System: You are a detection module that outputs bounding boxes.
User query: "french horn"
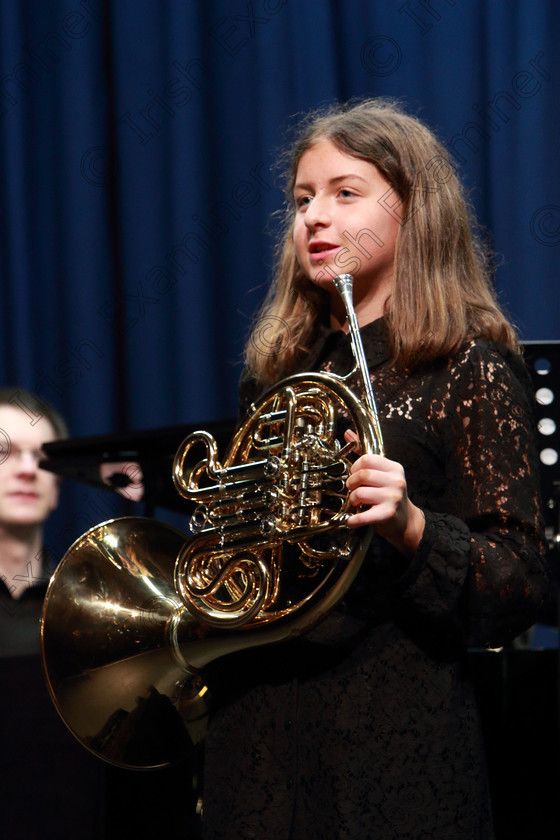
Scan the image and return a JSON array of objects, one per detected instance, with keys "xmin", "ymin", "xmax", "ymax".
[{"xmin": 40, "ymin": 274, "xmax": 384, "ymax": 769}]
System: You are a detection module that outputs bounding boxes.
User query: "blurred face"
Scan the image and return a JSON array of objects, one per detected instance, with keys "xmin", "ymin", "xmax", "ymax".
[
  {"xmin": 293, "ymin": 139, "xmax": 400, "ymax": 315},
  {"xmin": 0, "ymin": 405, "xmax": 60, "ymax": 529}
]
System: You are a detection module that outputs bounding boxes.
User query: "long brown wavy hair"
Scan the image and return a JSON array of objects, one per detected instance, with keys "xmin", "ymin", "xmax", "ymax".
[{"xmin": 245, "ymin": 98, "xmax": 518, "ymax": 385}]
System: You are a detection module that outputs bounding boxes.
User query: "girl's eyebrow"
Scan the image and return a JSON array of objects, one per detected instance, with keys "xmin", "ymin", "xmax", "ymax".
[{"xmin": 293, "ymin": 173, "xmax": 369, "ymax": 192}]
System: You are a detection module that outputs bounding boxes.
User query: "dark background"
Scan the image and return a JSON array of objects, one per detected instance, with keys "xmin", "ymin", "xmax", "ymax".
[
  {"xmin": 0, "ymin": 2, "xmax": 558, "ymax": 838},
  {"xmin": 1, "ymin": 0, "xmax": 559, "ymax": 547}
]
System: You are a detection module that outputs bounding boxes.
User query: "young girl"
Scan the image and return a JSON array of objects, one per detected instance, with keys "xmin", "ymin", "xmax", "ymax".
[{"xmin": 201, "ymin": 99, "xmax": 550, "ymax": 839}]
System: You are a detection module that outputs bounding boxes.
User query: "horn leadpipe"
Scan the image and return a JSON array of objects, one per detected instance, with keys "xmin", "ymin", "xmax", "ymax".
[{"xmin": 333, "ymin": 274, "xmax": 385, "ymax": 456}]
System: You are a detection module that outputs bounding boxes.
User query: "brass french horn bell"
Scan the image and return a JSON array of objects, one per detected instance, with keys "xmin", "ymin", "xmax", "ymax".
[{"xmin": 40, "ymin": 274, "xmax": 384, "ymax": 769}]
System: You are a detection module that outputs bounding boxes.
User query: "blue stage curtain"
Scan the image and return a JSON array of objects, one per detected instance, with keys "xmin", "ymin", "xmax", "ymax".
[{"xmin": 1, "ymin": 0, "xmax": 559, "ymax": 551}]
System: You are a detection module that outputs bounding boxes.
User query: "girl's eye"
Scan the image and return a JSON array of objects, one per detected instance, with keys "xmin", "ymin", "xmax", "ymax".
[
  {"xmin": 339, "ymin": 189, "xmax": 356, "ymax": 199},
  {"xmin": 295, "ymin": 195, "xmax": 312, "ymax": 209}
]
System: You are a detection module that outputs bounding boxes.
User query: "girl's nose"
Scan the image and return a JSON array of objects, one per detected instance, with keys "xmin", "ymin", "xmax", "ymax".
[{"xmin": 304, "ymin": 195, "xmax": 331, "ymax": 229}]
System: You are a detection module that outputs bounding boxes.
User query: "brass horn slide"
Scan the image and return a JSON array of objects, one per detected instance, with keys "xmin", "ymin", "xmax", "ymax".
[{"xmin": 40, "ymin": 274, "xmax": 384, "ymax": 770}]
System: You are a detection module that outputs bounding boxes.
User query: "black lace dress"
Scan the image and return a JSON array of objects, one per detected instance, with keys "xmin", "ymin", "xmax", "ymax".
[{"xmin": 201, "ymin": 317, "xmax": 550, "ymax": 840}]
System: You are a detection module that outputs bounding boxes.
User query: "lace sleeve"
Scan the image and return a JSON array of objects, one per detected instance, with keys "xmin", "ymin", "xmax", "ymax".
[{"xmin": 399, "ymin": 343, "xmax": 550, "ymax": 648}]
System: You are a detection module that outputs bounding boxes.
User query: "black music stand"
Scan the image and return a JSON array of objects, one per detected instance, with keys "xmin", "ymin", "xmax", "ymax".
[
  {"xmin": 523, "ymin": 340, "xmax": 560, "ymax": 628},
  {"xmin": 41, "ymin": 418, "xmax": 237, "ymax": 517}
]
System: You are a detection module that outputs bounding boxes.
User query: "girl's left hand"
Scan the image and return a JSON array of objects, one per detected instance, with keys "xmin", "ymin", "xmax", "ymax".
[{"xmin": 344, "ymin": 432, "xmax": 425, "ymax": 558}]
